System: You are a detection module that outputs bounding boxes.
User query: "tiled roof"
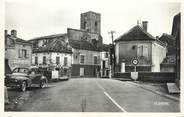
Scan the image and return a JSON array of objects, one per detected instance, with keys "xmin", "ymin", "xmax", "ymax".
[
  {"xmin": 159, "ymin": 33, "xmax": 176, "ymax": 55},
  {"xmin": 114, "ymin": 25, "xmax": 156, "ymax": 42},
  {"xmin": 101, "ymin": 44, "xmax": 110, "ymax": 51},
  {"xmin": 159, "ymin": 33, "xmax": 175, "ymax": 44},
  {"xmin": 31, "ymin": 34, "xmax": 72, "ymax": 53},
  {"xmin": 69, "ymin": 39, "xmax": 100, "ymax": 51},
  {"xmin": 33, "ymin": 39, "xmax": 72, "ymax": 53},
  {"xmin": 29, "ymin": 33, "xmax": 67, "ymax": 41},
  {"xmin": 7, "ymin": 35, "xmax": 31, "ymax": 44}
]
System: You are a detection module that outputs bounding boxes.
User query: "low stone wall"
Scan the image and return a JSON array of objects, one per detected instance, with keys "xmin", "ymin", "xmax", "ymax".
[
  {"xmin": 138, "ymin": 72, "xmax": 175, "ymax": 83},
  {"xmin": 114, "ymin": 72, "xmax": 176, "ymax": 83},
  {"xmin": 114, "ymin": 72, "xmax": 131, "ymax": 79}
]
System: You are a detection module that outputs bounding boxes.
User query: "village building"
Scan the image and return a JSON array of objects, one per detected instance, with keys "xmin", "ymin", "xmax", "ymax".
[
  {"xmin": 28, "ymin": 11, "xmax": 109, "ymax": 78},
  {"xmin": 5, "ymin": 30, "xmax": 32, "ymax": 74},
  {"xmin": 159, "ymin": 33, "xmax": 176, "ymax": 72},
  {"xmin": 67, "ymin": 11, "xmax": 103, "ymax": 77},
  {"xmin": 159, "ymin": 13, "xmax": 180, "ymax": 88},
  {"xmin": 114, "ymin": 21, "xmax": 167, "ymax": 72},
  {"xmin": 100, "ymin": 44, "xmax": 110, "ymax": 78},
  {"xmin": 172, "ymin": 13, "xmax": 180, "ymax": 88},
  {"xmin": 28, "ymin": 34, "xmax": 72, "ymax": 77}
]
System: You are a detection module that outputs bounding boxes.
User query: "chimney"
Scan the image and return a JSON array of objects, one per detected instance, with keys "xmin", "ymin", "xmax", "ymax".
[
  {"xmin": 142, "ymin": 21, "xmax": 148, "ymax": 32},
  {"xmin": 11, "ymin": 29, "xmax": 17, "ymax": 37},
  {"xmin": 137, "ymin": 19, "xmax": 142, "ymax": 26}
]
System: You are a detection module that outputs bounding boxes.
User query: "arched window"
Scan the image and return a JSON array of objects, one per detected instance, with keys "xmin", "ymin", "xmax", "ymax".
[
  {"xmin": 95, "ymin": 21, "xmax": 98, "ymax": 32},
  {"xmin": 84, "ymin": 21, "xmax": 87, "ymax": 29}
]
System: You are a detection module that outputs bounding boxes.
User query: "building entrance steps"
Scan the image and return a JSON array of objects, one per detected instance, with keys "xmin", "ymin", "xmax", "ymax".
[{"xmin": 167, "ymin": 83, "xmax": 180, "ymax": 94}]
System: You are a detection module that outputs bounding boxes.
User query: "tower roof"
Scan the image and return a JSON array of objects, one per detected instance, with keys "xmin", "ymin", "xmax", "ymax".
[{"xmin": 81, "ymin": 11, "xmax": 100, "ymax": 15}]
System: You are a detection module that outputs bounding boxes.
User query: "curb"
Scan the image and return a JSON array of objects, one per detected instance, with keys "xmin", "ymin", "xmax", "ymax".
[
  {"xmin": 126, "ymin": 81, "xmax": 180, "ymax": 102},
  {"xmin": 113, "ymin": 78, "xmax": 133, "ymax": 81}
]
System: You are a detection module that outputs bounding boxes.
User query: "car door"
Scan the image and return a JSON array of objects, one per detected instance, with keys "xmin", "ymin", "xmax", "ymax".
[{"xmin": 29, "ymin": 68, "xmax": 41, "ymax": 84}]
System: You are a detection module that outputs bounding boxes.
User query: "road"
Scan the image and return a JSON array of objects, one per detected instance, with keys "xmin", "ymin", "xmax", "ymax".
[{"xmin": 18, "ymin": 78, "xmax": 179, "ymax": 112}]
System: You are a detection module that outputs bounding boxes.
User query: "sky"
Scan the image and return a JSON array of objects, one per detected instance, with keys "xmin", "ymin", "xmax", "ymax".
[{"xmin": 5, "ymin": 0, "xmax": 180, "ymax": 44}]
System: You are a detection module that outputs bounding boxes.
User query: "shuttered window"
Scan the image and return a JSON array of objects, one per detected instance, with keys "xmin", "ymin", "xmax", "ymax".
[
  {"xmin": 18, "ymin": 49, "xmax": 22, "ymax": 58},
  {"xmin": 94, "ymin": 56, "xmax": 98, "ymax": 64},
  {"xmin": 35, "ymin": 56, "xmax": 38, "ymax": 65},
  {"xmin": 137, "ymin": 45, "xmax": 148, "ymax": 58},
  {"xmin": 64, "ymin": 57, "xmax": 67, "ymax": 66},
  {"xmin": 43, "ymin": 56, "xmax": 46, "ymax": 65},
  {"xmin": 56, "ymin": 57, "xmax": 60, "ymax": 65},
  {"xmin": 80, "ymin": 55, "xmax": 85, "ymax": 64}
]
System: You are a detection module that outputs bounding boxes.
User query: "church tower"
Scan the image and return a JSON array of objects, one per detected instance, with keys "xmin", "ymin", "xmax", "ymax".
[{"xmin": 80, "ymin": 11, "xmax": 101, "ymax": 34}]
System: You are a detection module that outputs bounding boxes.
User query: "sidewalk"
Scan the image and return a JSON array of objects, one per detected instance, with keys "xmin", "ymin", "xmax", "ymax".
[{"xmin": 126, "ymin": 81, "xmax": 180, "ymax": 101}]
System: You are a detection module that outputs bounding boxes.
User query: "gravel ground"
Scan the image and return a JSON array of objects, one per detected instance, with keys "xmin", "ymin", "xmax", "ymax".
[{"xmin": 4, "ymin": 81, "xmax": 65, "ymax": 111}]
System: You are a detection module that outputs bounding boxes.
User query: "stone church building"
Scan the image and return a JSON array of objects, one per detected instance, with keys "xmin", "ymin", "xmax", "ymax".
[
  {"xmin": 68, "ymin": 11, "xmax": 103, "ymax": 77},
  {"xmin": 29, "ymin": 11, "xmax": 108, "ymax": 78}
]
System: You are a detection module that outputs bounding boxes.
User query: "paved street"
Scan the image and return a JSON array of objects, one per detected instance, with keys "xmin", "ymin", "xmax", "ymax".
[{"xmin": 9, "ymin": 78, "xmax": 179, "ymax": 112}]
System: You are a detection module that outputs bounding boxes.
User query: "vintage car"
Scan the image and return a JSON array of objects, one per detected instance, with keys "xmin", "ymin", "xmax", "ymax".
[{"xmin": 5, "ymin": 66, "xmax": 48, "ymax": 92}]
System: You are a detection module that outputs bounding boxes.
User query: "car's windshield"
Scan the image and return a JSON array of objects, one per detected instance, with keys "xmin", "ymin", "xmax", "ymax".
[{"xmin": 13, "ymin": 68, "xmax": 29, "ymax": 74}]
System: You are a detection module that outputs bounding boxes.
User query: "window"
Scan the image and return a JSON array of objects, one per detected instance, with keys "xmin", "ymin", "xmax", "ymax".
[
  {"xmin": 18, "ymin": 49, "xmax": 28, "ymax": 58},
  {"xmin": 22, "ymin": 49, "xmax": 27, "ymax": 58},
  {"xmin": 105, "ymin": 52, "xmax": 108, "ymax": 58},
  {"xmin": 94, "ymin": 56, "xmax": 98, "ymax": 64},
  {"xmin": 95, "ymin": 21, "xmax": 98, "ymax": 32},
  {"xmin": 56, "ymin": 57, "xmax": 60, "ymax": 65},
  {"xmin": 18, "ymin": 49, "xmax": 22, "ymax": 58},
  {"xmin": 43, "ymin": 56, "xmax": 46, "ymax": 65},
  {"xmin": 84, "ymin": 21, "xmax": 87, "ymax": 29},
  {"xmin": 35, "ymin": 56, "xmax": 38, "ymax": 65},
  {"xmin": 80, "ymin": 55, "xmax": 85, "ymax": 64},
  {"xmin": 137, "ymin": 45, "xmax": 148, "ymax": 58},
  {"xmin": 64, "ymin": 57, "xmax": 67, "ymax": 66}
]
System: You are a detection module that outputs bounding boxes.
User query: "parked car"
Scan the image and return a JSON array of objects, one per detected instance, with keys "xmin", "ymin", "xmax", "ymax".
[{"xmin": 5, "ymin": 66, "xmax": 48, "ymax": 92}]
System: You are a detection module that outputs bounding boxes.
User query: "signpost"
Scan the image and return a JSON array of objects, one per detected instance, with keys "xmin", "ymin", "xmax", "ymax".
[
  {"xmin": 132, "ymin": 58, "xmax": 139, "ymax": 72},
  {"xmin": 131, "ymin": 58, "xmax": 139, "ymax": 81}
]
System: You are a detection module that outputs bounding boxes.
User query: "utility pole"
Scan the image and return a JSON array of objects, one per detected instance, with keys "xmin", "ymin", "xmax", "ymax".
[
  {"xmin": 108, "ymin": 31, "xmax": 116, "ymax": 78},
  {"xmin": 108, "ymin": 31, "xmax": 116, "ymax": 44}
]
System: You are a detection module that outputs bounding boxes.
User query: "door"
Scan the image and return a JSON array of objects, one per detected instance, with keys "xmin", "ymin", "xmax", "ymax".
[{"xmin": 80, "ymin": 68, "xmax": 84, "ymax": 77}]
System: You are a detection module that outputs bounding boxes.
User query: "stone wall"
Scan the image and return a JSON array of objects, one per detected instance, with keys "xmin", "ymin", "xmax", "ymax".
[
  {"xmin": 80, "ymin": 11, "xmax": 101, "ymax": 34},
  {"xmin": 151, "ymin": 42, "xmax": 167, "ymax": 72},
  {"xmin": 72, "ymin": 48, "xmax": 100, "ymax": 65},
  {"xmin": 6, "ymin": 43, "xmax": 32, "ymax": 70},
  {"xmin": 67, "ymin": 28, "xmax": 100, "ymax": 43},
  {"xmin": 71, "ymin": 64, "xmax": 100, "ymax": 77}
]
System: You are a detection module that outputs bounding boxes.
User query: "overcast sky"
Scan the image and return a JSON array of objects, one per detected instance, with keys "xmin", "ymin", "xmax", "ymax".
[{"xmin": 5, "ymin": 0, "xmax": 180, "ymax": 44}]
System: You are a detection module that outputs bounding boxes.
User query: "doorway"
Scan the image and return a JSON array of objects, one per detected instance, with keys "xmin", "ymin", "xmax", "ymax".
[{"xmin": 80, "ymin": 67, "xmax": 84, "ymax": 77}]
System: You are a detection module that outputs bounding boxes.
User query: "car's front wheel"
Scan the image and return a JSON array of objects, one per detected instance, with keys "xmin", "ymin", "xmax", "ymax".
[
  {"xmin": 40, "ymin": 80, "xmax": 46, "ymax": 88},
  {"xmin": 20, "ymin": 81, "xmax": 26, "ymax": 92}
]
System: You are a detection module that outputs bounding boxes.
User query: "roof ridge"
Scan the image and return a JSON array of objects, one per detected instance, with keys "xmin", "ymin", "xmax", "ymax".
[
  {"xmin": 161, "ymin": 33, "xmax": 175, "ymax": 40},
  {"xmin": 115, "ymin": 25, "xmax": 139, "ymax": 41},
  {"xmin": 29, "ymin": 33, "xmax": 67, "ymax": 41},
  {"xmin": 114, "ymin": 25, "xmax": 156, "ymax": 42},
  {"xmin": 136, "ymin": 25, "xmax": 156, "ymax": 39}
]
